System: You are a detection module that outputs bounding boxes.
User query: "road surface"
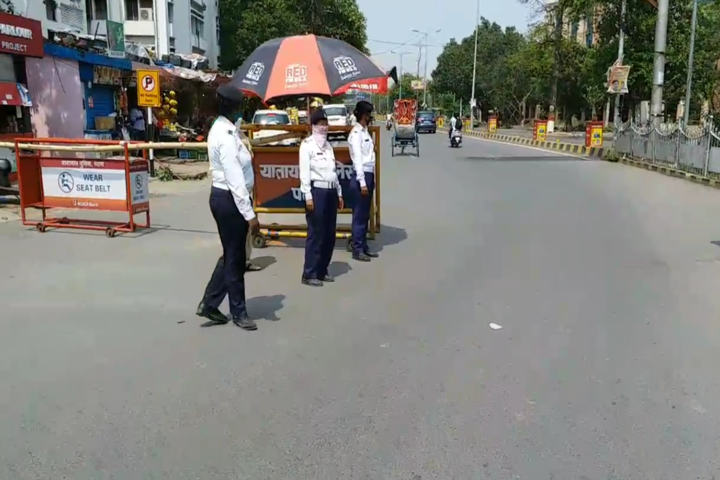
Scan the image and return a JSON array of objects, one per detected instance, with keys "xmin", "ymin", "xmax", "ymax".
[{"xmin": 1, "ymin": 132, "xmax": 720, "ymax": 479}]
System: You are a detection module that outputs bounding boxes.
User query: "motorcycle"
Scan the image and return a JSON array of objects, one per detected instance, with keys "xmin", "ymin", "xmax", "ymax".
[
  {"xmin": 450, "ymin": 129, "xmax": 462, "ymax": 148},
  {"xmin": 386, "ymin": 119, "xmax": 392, "ymax": 131}
]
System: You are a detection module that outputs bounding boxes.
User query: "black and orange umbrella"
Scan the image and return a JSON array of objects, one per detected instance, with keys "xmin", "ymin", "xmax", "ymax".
[{"xmin": 229, "ymin": 34, "xmax": 387, "ymax": 102}]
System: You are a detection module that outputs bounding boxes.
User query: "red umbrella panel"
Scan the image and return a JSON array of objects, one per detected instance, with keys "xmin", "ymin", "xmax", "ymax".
[
  {"xmin": 335, "ymin": 77, "xmax": 389, "ymax": 95},
  {"xmin": 230, "ymin": 34, "xmax": 387, "ymax": 101}
]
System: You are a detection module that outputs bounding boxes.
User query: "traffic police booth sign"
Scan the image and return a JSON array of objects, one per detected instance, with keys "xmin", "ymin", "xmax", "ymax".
[{"xmin": 137, "ymin": 69, "xmax": 161, "ymax": 107}]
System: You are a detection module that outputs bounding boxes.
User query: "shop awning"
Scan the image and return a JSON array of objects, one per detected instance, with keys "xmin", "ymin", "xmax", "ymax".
[{"xmin": 0, "ymin": 82, "xmax": 31, "ymax": 107}]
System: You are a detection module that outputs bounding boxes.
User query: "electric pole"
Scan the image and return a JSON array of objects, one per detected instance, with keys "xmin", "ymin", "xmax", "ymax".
[
  {"xmin": 613, "ymin": 0, "xmax": 626, "ymax": 125},
  {"xmin": 650, "ymin": 0, "xmax": 669, "ymax": 125},
  {"xmin": 683, "ymin": 0, "xmax": 699, "ymax": 125},
  {"xmin": 470, "ymin": 0, "xmax": 479, "ymax": 129}
]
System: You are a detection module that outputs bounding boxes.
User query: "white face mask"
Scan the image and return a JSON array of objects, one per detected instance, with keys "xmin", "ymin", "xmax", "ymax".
[{"xmin": 312, "ymin": 124, "xmax": 328, "ymax": 147}]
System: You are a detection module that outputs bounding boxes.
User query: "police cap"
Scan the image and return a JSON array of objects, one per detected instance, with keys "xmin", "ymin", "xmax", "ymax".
[
  {"xmin": 354, "ymin": 100, "xmax": 373, "ymax": 118},
  {"xmin": 216, "ymin": 84, "xmax": 245, "ymax": 105},
  {"xmin": 310, "ymin": 108, "xmax": 328, "ymax": 125}
]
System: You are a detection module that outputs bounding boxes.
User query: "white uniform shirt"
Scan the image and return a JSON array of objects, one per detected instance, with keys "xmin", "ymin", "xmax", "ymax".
[
  {"xmin": 299, "ymin": 136, "xmax": 342, "ymax": 200},
  {"xmin": 347, "ymin": 124, "xmax": 376, "ymax": 188},
  {"xmin": 450, "ymin": 116, "xmax": 457, "ymax": 130},
  {"xmin": 208, "ymin": 116, "xmax": 255, "ymax": 220}
]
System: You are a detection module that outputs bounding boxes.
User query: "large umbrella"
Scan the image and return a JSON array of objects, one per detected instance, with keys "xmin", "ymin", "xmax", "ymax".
[{"xmin": 229, "ymin": 34, "xmax": 386, "ymax": 101}]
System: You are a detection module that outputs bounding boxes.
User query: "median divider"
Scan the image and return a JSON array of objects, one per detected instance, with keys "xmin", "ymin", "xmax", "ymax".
[{"xmin": 439, "ymin": 128, "xmax": 607, "ymax": 159}]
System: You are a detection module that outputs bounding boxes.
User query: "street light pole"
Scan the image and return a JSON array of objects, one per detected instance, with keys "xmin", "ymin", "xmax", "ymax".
[
  {"xmin": 683, "ymin": 0, "xmax": 699, "ymax": 125},
  {"xmin": 392, "ymin": 50, "xmax": 411, "ymax": 100},
  {"xmin": 469, "ymin": 0, "xmax": 479, "ymax": 129},
  {"xmin": 412, "ymin": 28, "xmax": 441, "ymax": 108}
]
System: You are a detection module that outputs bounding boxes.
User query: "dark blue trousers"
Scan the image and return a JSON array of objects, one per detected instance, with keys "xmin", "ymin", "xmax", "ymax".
[
  {"xmin": 201, "ymin": 187, "xmax": 249, "ymax": 317},
  {"xmin": 350, "ymin": 172, "xmax": 374, "ymax": 255},
  {"xmin": 303, "ymin": 186, "xmax": 338, "ymax": 279}
]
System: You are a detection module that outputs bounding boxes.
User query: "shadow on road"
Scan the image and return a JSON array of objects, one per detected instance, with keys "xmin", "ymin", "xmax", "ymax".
[
  {"xmin": 247, "ymin": 294, "xmax": 286, "ymax": 321},
  {"xmin": 328, "ymin": 261, "xmax": 352, "ymax": 278},
  {"xmin": 250, "ymin": 255, "xmax": 277, "ymax": 270}
]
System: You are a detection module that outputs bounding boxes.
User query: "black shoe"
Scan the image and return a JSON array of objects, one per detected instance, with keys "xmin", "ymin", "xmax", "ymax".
[
  {"xmin": 353, "ymin": 253, "xmax": 371, "ymax": 262},
  {"xmin": 302, "ymin": 277, "xmax": 323, "ymax": 287},
  {"xmin": 321, "ymin": 275, "xmax": 335, "ymax": 282},
  {"xmin": 364, "ymin": 250, "xmax": 379, "ymax": 258},
  {"xmin": 232, "ymin": 314, "xmax": 258, "ymax": 331},
  {"xmin": 196, "ymin": 302, "xmax": 229, "ymax": 324}
]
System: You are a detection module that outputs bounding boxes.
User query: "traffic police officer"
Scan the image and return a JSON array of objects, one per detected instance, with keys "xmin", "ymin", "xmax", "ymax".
[
  {"xmin": 300, "ymin": 108, "xmax": 344, "ymax": 286},
  {"xmin": 348, "ymin": 100, "xmax": 378, "ymax": 262},
  {"xmin": 196, "ymin": 84, "xmax": 258, "ymax": 330}
]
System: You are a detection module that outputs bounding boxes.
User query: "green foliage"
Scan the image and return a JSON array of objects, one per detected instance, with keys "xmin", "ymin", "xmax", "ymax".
[
  {"xmin": 0, "ymin": 0, "xmax": 15, "ymax": 13},
  {"xmin": 219, "ymin": 0, "xmax": 368, "ymax": 71},
  {"xmin": 431, "ymin": 0, "xmax": 720, "ymax": 124}
]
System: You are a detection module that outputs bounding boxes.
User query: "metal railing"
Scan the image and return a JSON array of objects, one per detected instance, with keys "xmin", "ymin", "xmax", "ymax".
[{"xmin": 614, "ymin": 119, "xmax": 720, "ymax": 178}]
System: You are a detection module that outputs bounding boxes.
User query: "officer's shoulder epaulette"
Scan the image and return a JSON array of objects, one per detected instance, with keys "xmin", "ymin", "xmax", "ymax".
[
  {"xmin": 302, "ymin": 136, "xmax": 313, "ymax": 143},
  {"xmin": 227, "ymin": 129, "xmax": 235, "ymax": 135}
]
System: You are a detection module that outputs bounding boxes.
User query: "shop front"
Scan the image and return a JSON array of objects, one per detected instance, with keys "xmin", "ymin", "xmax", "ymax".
[
  {"xmin": 80, "ymin": 63, "xmax": 124, "ymax": 140},
  {"xmin": 0, "ymin": 12, "xmax": 43, "ymax": 181},
  {"xmin": 40, "ymin": 43, "xmax": 133, "ymax": 142}
]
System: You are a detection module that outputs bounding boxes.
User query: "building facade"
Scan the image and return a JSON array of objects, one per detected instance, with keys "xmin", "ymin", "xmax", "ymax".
[
  {"xmin": 544, "ymin": 0, "xmax": 600, "ymax": 48},
  {"xmin": 12, "ymin": 0, "xmax": 220, "ymax": 67}
]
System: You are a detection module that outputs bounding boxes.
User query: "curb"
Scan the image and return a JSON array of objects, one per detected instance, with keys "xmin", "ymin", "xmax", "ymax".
[
  {"xmin": 439, "ymin": 128, "xmax": 607, "ymax": 159},
  {"xmin": 616, "ymin": 157, "xmax": 720, "ymax": 188}
]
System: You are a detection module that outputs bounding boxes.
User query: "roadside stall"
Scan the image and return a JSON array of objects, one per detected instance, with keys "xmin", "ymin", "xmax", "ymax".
[{"xmin": 82, "ymin": 64, "xmax": 124, "ymax": 140}]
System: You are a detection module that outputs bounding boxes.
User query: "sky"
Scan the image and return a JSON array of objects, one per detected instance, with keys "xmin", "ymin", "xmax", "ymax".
[{"xmin": 359, "ymin": 0, "xmax": 535, "ymax": 78}]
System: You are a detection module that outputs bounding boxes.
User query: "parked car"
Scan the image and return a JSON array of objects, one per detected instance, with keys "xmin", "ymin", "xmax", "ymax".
[
  {"xmin": 251, "ymin": 109, "xmax": 296, "ymax": 146},
  {"xmin": 322, "ymin": 104, "xmax": 349, "ymax": 126},
  {"xmin": 322, "ymin": 104, "xmax": 350, "ymax": 141},
  {"xmin": 415, "ymin": 110, "xmax": 437, "ymax": 134}
]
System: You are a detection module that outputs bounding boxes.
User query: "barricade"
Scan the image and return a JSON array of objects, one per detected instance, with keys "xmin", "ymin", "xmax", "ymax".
[
  {"xmin": 244, "ymin": 124, "xmax": 381, "ymax": 249},
  {"xmin": 15, "ymin": 138, "xmax": 150, "ymax": 237}
]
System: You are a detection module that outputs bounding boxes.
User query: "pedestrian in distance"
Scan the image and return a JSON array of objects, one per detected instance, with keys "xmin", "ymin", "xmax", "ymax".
[
  {"xmin": 300, "ymin": 108, "xmax": 345, "ymax": 286},
  {"xmin": 196, "ymin": 84, "xmax": 259, "ymax": 331},
  {"xmin": 348, "ymin": 100, "xmax": 379, "ymax": 262}
]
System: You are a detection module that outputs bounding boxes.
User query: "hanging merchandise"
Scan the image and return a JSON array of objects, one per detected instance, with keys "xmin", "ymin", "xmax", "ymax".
[{"xmin": 158, "ymin": 89, "xmax": 179, "ymax": 132}]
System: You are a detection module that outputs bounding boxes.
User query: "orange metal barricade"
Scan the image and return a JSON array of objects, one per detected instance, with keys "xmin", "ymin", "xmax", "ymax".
[{"xmin": 16, "ymin": 138, "xmax": 151, "ymax": 237}]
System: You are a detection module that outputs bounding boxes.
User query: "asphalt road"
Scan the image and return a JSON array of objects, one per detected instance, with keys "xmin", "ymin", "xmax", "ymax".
[{"xmin": 1, "ymin": 132, "xmax": 720, "ymax": 479}]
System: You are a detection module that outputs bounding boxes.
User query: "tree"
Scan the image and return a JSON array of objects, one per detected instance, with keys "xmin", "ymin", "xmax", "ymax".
[
  {"xmin": 0, "ymin": 0, "xmax": 15, "ymax": 13},
  {"xmin": 218, "ymin": 0, "xmax": 368, "ymax": 71}
]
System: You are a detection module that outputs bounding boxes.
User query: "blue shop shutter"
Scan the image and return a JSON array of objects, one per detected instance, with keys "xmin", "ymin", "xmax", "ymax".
[{"xmin": 84, "ymin": 84, "xmax": 115, "ymax": 130}]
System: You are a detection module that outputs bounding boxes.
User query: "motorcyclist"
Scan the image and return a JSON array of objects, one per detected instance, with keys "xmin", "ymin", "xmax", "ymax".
[{"xmin": 449, "ymin": 113, "xmax": 457, "ymax": 139}]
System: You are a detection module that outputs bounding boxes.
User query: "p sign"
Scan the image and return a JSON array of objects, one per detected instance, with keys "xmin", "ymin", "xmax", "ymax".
[{"xmin": 137, "ymin": 69, "xmax": 161, "ymax": 107}]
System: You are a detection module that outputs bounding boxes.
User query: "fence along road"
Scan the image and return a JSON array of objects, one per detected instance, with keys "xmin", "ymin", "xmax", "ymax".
[
  {"xmin": 2, "ymin": 132, "xmax": 720, "ymax": 478},
  {"xmin": 615, "ymin": 120, "xmax": 720, "ymax": 178}
]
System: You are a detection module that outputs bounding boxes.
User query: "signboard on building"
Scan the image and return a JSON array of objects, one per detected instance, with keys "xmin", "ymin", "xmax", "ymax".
[
  {"xmin": 93, "ymin": 65, "xmax": 122, "ymax": 85},
  {"xmin": 0, "ymin": 12, "xmax": 43, "ymax": 57},
  {"xmin": 411, "ymin": 80, "xmax": 425, "ymax": 91},
  {"xmin": 106, "ymin": 20, "xmax": 125, "ymax": 59}
]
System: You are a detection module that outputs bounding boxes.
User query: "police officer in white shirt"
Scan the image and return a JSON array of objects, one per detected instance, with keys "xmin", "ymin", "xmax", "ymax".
[
  {"xmin": 196, "ymin": 84, "xmax": 259, "ymax": 331},
  {"xmin": 300, "ymin": 108, "xmax": 345, "ymax": 286},
  {"xmin": 348, "ymin": 101, "xmax": 379, "ymax": 262}
]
